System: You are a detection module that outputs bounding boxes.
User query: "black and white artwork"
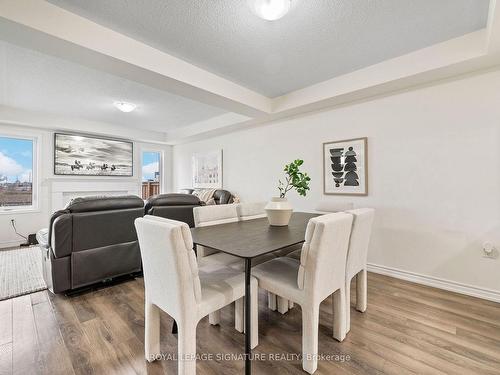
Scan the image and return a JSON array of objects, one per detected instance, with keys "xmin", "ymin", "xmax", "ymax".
[
  {"xmin": 54, "ymin": 133, "xmax": 133, "ymax": 176},
  {"xmin": 323, "ymin": 137, "xmax": 367, "ymax": 195}
]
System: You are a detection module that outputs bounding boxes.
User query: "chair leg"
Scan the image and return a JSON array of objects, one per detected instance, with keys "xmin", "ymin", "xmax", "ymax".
[
  {"xmin": 268, "ymin": 292, "xmax": 277, "ymax": 311},
  {"xmin": 345, "ymin": 278, "xmax": 352, "ymax": 333},
  {"xmin": 250, "ymin": 281, "xmax": 259, "ymax": 349},
  {"xmin": 277, "ymin": 296, "xmax": 289, "ymax": 314},
  {"xmin": 302, "ymin": 304, "xmax": 319, "ymax": 374},
  {"xmin": 333, "ymin": 287, "xmax": 347, "ymax": 342},
  {"xmin": 235, "ymin": 298, "xmax": 244, "ymax": 333},
  {"xmin": 209, "ymin": 310, "xmax": 221, "ymax": 326},
  {"xmin": 356, "ymin": 268, "xmax": 367, "ymax": 312},
  {"xmin": 145, "ymin": 301, "xmax": 161, "ymax": 362},
  {"xmin": 178, "ymin": 319, "xmax": 197, "ymax": 375}
]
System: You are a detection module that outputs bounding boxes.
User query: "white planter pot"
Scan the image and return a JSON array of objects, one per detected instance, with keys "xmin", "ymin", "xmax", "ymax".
[{"xmin": 265, "ymin": 197, "xmax": 293, "ymax": 226}]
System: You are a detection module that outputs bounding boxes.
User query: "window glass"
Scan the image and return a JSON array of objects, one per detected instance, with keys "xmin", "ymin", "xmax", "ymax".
[
  {"xmin": 142, "ymin": 151, "xmax": 161, "ymax": 199},
  {"xmin": 0, "ymin": 136, "xmax": 34, "ymax": 208}
]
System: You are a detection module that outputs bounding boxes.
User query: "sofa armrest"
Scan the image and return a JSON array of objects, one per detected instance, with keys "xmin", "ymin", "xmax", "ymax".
[{"xmin": 213, "ymin": 190, "xmax": 233, "ymax": 205}]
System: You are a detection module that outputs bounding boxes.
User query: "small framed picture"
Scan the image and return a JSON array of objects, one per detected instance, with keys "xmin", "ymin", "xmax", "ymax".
[
  {"xmin": 323, "ymin": 137, "xmax": 368, "ymax": 196},
  {"xmin": 192, "ymin": 150, "xmax": 223, "ymax": 188}
]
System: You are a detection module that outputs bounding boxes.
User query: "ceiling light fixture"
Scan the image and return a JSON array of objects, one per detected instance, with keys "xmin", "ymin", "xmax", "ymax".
[
  {"xmin": 251, "ymin": 0, "xmax": 291, "ymax": 21},
  {"xmin": 113, "ymin": 101, "xmax": 137, "ymax": 113}
]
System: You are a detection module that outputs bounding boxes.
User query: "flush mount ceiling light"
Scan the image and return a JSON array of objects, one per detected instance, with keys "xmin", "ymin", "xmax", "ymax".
[
  {"xmin": 113, "ymin": 101, "xmax": 137, "ymax": 113},
  {"xmin": 251, "ymin": 0, "xmax": 291, "ymax": 21}
]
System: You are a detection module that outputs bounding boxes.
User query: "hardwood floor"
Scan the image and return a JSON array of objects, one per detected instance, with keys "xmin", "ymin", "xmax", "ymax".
[{"xmin": 1, "ymin": 272, "xmax": 499, "ymax": 375}]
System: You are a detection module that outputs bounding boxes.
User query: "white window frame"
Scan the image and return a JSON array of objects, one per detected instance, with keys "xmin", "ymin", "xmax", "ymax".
[
  {"xmin": 0, "ymin": 132, "xmax": 40, "ymax": 214},
  {"xmin": 140, "ymin": 148, "xmax": 165, "ymax": 196}
]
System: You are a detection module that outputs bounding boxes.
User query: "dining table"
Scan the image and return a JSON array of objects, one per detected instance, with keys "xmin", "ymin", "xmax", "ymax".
[{"xmin": 190, "ymin": 211, "xmax": 319, "ymax": 375}]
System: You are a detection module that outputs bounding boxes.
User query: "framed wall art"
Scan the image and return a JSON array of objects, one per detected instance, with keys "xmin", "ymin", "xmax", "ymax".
[
  {"xmin": 54, "ymin": 133, "xmax": 133, "ymax": 176},
  {"xmin": 192, "ymin": 149, "xmax": 223, "ymax": 188},
  {"xmin": 323, "ymin": 137, "xmax": 367, "ymax": 195}
]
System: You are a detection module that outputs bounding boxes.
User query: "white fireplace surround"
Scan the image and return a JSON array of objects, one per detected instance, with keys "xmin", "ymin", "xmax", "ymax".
[{"xmin": 50, "ymin": 179, "xmax": 141, "ymax": 212}]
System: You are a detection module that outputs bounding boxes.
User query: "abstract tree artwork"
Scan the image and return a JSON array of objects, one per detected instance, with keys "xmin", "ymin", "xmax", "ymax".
[{"xmin": 323, "ymin": 138, "xmax": 367, "ymax": 195}]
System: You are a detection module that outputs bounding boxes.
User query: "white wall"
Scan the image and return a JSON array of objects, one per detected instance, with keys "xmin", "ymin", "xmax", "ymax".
[
  {"xmin": 0, "ymin": 122, "xmax": 172, "ymax": 248},
  {"xmin": 173, "ymin": 68, "xmax": 500, "ymax": 295}
]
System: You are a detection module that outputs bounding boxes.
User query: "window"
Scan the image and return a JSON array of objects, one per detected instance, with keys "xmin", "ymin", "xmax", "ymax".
[
  {"xmin": 141, "ymin": 151, "xmax": 162, "ymax": 199},
  {"xmin": 0, "ymin": 136, "xmax": 36, "ymax": 210}
]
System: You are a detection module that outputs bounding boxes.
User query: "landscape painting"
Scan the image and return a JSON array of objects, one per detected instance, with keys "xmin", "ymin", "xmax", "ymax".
[
  {"xmin": 323, "ymin": 137, "xmax": 367, "ymax": 195},
  {"xmin": 54, "ymin": 133, "xmax": 133, "ymax": 176}
]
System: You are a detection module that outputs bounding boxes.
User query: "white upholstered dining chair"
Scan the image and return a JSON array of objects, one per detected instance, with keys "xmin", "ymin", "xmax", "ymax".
[
  {"xmin": 193, "ymin": 203, "xmax": 272, "ymax": 328},
  {"xmin": 236, "ymin": 201, "xmax": 267, "ymax": 220},
  {"xmin": 135, "ymin": 215, "xmax": 258, "ymax": 375},
  {"xmin": 252, "ymin": 213, "xmax": 353, "ymax": 374},
  {"xmin": 315, "ymin": 200, "xmax": 354, "ymax": 213},
  {"xmin": 343, "ymin": 208, "xmax": 375, "ymax": 332},
  {"xmin": 193, "ymin": 204, "xmax": 241, "ymax": 262},
  {"xmin": 237, "ymin": 201, "xmax": 300, "ymax": 313}
]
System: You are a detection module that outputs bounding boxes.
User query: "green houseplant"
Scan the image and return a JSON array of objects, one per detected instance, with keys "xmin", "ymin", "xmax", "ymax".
[
  {"xmin": 277, "ymin": 159, "xmax": 311, "ymax": 198},
  {"xmin": 266, "ymin": 159, "xmax": 311, "ymax": 226}
]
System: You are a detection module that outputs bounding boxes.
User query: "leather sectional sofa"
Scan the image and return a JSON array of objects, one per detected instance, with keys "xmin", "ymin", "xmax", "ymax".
[
  {"xmin": 37, "ymin": 191, "xmax": 231, "ymax": 294},
  {"xmin": 37, "ymin": 196, "xmax": 145, "ymax": 294}
]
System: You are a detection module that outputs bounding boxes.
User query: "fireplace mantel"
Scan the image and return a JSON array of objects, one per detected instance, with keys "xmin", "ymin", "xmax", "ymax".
[{"xmin": 49, "ymin": 179, "xmax": 140, "ymax": 212}]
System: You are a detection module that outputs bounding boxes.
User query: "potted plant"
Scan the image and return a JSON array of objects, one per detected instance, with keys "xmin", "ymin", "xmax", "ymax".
[{"xmin": 266, "ymin": 159, "xmax": 311, "ymax": 226}]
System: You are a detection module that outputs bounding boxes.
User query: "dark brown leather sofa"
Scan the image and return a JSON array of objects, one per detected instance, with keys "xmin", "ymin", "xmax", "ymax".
[
  {"xmin": 144, "ymin": 193, "xmax": 205, "ymax": 227},
  {"xmin": 37, "ymin": 195, "xmax": 144, "ymax": 294}
]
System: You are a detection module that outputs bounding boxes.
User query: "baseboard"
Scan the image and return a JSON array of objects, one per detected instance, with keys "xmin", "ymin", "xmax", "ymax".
[
  {"xmin": 367, "ymin": 263, "xmax": 500, "ymax": 304},
  {"xmin": 0, "ymin": 240, "xmax": 23, "ymax": 250}
]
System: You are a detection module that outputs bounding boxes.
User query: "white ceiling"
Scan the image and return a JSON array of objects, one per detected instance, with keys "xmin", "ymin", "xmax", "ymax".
[
  {"xmin": 0, "ymin": 40, "xmax": 227, "ymax": 132},
  {"xmin": 48, "ymin": 0, "xmax": 490, "ymax": 97}
]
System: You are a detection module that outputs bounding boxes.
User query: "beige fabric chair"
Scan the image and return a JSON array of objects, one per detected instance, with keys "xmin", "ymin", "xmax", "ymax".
[
  {"xmin": 252, "ymin": 213, "xmax": 353, "ymax": 374},
  {"xmin": 236, "ymin": 201, "xmax": 285, "ymax": 312},
  {"xmin": 230, "ymin": 201, "xmax": 275, "ymax": 269},
  {"xmin": 193, "ymin": 205, "xmax": 242, "ymax": 326},
  {"xmin": 316, "ymin": 201, "xmax": 354, "ymax": 213},
  {"xmin": 344, "ymin": 208, "xmax": 375, "ymax": 332},
  {"xmin": 135, "ymin": 215, "xmax": 258, "ymax": 375},
  {"xmin": 193, "ymin": 204, "xmax": 241, "ymax": 261},
  {"xmin": 236, "ymin": 201, "xmax": 267, "ymax": 221},
  {"xmin": 286, "ymin": 201, "xmax": 353, "ymax": 261},
  {"xmin": 193, "ymin": 203, "xmax": 271, "ymax": 328}
]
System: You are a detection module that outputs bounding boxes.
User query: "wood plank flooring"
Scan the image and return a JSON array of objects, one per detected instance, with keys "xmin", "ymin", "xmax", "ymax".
[{"xmin": 1, "ymin": 272, "xmax": 499, "ymax": 375}]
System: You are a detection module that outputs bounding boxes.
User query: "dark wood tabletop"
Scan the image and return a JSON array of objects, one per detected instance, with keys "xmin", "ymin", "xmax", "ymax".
[{"xmin": 190, "ymin": 212, "xmax": 319, "ymax": 259}]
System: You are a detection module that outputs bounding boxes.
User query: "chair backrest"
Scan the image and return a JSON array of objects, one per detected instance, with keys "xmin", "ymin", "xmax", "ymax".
[
  {"xmin": 345, "ymin": 208, "xmax": 375, "ymax": 280},
  {"xmin": 315, "ymin": 201, "xmax": 354, "ymax": 213},
  {"xmin": 193, "ymin": 204, "xmax": 239, "ymax": 257},
  {"xmin": 193, "ymin": 204, "xmax": 239, "ymax": 227},
  {"xmin": 297, "ymin": 213, "xmax": 353, "ymax": 300},
  {"xmin": 134, "ymin": 216, "xmax": 201, "ymax": 318},
  {"xmin": 237, "ymin": 202, "xmax": 267, "ymax": 221}
]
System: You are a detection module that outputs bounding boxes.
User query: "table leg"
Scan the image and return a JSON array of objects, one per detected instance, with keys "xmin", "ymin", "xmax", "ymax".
[{"xmin": 245, "ymin": 258, "xmax": 252, "ymax": 375}]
